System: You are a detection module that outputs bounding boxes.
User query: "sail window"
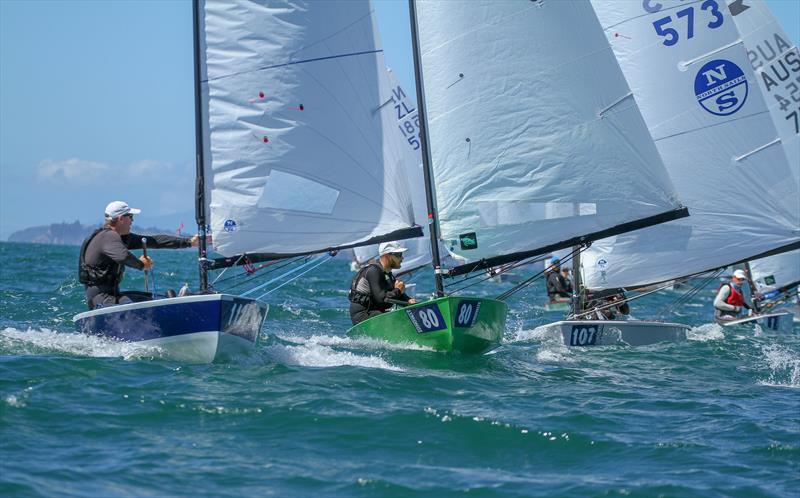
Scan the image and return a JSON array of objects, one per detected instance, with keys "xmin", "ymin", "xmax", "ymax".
[
  {"xmin": 258, "ymin": 169, "xmax": 339, "ymax": 214},
  {"xmin": 477, "ymin": 201, "xmax": 597, "ymax": 226}
]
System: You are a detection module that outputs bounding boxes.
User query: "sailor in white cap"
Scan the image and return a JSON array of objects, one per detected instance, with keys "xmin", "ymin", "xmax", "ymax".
[
  {"xmin": 713, "ymin": 269, "xmax": 754, "ymax": 323},
  {"xmin": 78, "ymin": 201, "xmax": 201, "ymax": 310},
  {"xmin": 348, "ymin": 241, "xmax": 417, "ymax": 324}
]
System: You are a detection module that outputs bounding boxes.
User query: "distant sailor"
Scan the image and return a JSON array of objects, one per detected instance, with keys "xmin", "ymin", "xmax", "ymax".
[
  {"xmin": 79, "ymin": 201, "xmax": 199, "ymax": 310},
  {"xmin": 348, "ymin": 241, "xmax": 417, "ymax": 325},
  {"xmin": 546, "ymin": 256, "xmax": 571, "ymax": 303},
  {"xmin": 713, "ymin": 269, "xmax": 753, "ymax": 323}
]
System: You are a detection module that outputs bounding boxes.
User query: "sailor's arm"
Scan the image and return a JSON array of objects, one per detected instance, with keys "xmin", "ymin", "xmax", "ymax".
[{"xmin": 713, "ymin": 286, "xmax": 737, "ymax": 312}]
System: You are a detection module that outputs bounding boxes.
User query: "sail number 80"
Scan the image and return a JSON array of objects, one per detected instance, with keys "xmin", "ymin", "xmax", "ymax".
[
  {"xmin": 569, "ymin": 325, "xmax": 599, "ymax": 346},
  {"xmin": 407, "ymin": 304, "xmax": 447, "ymax": 334}
]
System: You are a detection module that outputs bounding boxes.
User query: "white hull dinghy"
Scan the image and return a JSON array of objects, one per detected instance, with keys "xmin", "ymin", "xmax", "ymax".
[
  {"xmin": 720, "ymin": 311, "xmax": 795, "ymax": 334},
  {"xmin": 73, "ymin": 294, "xmax": 268, "ymax": 363},
  {"xmin": 548, "ymin": 319, "xmax": 690, "ymax": 347}
]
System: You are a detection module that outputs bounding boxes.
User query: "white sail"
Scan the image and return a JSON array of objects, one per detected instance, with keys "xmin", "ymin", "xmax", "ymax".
[
  {"xmin": 728, "ymin": 0, "xmax": 799, "ymax": 182},
  {"xmin": 353, "ymin": 70, "xmax": 431, "ymax": 272},
  {"xmin": 198, "ymin": 0, "xmax": 421, "ymax": 258},
  {"xmin": 414, "ymin": 0, "xmax": 684, "ymax": 267},
  {"xmin": 749, "ymin": 250, "xmax": 800, "ymax": 293},
  {"xmin": 584, "ymin": 0, "xmax": 800, "ymax": 290}
]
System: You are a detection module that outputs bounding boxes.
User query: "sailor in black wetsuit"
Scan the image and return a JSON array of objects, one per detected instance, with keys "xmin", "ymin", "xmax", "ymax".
[
  {"xmin": 79, "ymin": 201, "xmax": 198, "ymax": 310},
  {"xmin": 348, "ymin": 241, "xmax": 418, "ymax": 325}
]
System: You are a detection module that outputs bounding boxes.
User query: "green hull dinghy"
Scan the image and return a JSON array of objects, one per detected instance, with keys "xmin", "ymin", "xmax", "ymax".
[{"xmin": 347, "ymin": 296, "xmax": 507, "ymax": 354}]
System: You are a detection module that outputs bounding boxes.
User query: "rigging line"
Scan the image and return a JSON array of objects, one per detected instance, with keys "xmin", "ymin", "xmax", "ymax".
[
  {"xmin": 210, "ymin": 254, "xmax": 245, "ymax": 287},
  {"xmin": 571, "ymin": 279, "xmax": 678, "ymax": 320},
  {"xmin": 655, "ymin": 269, "xmax": 724, "ymax": 320},
  {"xmin": 239, "ymin": 256, "xmax": 324, "ymax": 297},
  {"xmin": 215, "ymin": 256, "xmax": 306, "ymax": 292},
  {"xmin": 203, "ymin": 49, "xmax": 384, "ymax": 84},
  {"xmin": 494, "ymin": 251, "xmax": 581, "ymax": 301},
  {"xmin": 733, "ymin": 138, "xmax": 781, "ymax": 162},
  {"xmin": 254, "ymin": 254, "xmax": 334, "ymax": 300},
  {"xmin": 444, "ymin": 253, "xmax": 551, "ymax": 292}
]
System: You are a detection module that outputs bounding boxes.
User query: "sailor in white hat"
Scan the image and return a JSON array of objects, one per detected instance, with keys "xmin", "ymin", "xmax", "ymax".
[
  {"xmin": 78, "ymin": 201, "xmax": 200, "ymax": 310},
  {"xmin": 713, "ymin": 269, "xmax": 754, "ymax": 323},
  {"xmin": 348, "ymin": 241, "xmax": 417, "ymax": 324}
]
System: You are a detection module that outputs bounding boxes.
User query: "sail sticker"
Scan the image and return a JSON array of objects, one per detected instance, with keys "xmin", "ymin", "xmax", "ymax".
[
  {"xmin": 459, "ymin": 232, "xmax": 478, "ymax": 250},
  {"xmin": 406, "ymin": 304, "xmax": 447, "ymax": 334},
  {"xmin": 223, "ymin": 219, "xmax": 238, "ymax": 232},
  {"xmin": 455, "ymin": 300, "xmax": 481, "ymax": 328},
  {"xmin": 569, "ymin": 324, "xmax": 601, "ymax": 347},
  {"xmin": 764, "ymin": 275, "xmax": 776, "ymax": 286},
  {"xmin": 694, "ymin": 59, "xmax": 748, "ymax": 116},
  {"xmin": 596, "ymin": 258, "xmax": 608, "ymax": 284},
  {"xmin": 248, "ymin": 91, "xmax": 266, "ymax": 103}
]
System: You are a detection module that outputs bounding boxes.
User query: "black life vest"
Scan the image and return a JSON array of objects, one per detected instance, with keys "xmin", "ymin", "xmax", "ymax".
[
  {"xmin": 349, "ymin": 263, "xmax": 393, "ymax": 309},
  {"xmin": 78, "ymin": 228, "xmax": 123, "ymax": 288}
]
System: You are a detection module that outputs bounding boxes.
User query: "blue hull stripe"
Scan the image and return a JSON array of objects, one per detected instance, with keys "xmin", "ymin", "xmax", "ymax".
[{"xmin": 74, "ymin": 297, "xmax": 267, "ymax": 343}]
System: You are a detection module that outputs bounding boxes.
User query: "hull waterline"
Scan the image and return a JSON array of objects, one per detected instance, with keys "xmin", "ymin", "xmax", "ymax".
[
  {"xmin": 347, "ymin": 296, "xmax": 507, "ymax": 353},
  {"xmin": 73, "ymin": 294, "xmax": 268, "ymax": 363}
]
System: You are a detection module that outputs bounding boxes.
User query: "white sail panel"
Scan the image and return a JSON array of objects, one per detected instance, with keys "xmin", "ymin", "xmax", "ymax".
[
  {"xmin": 584, "ymin": 0, "xmax": 799, "ymax": 289},
  {"xmin": 414, "ymin": 0, "xmax": 683, "ymax": 262},
  {"xmin": 729, "ymin": 0, "xmax": 800, "ymax": 185},
  {"xmin": 353, "ymin": 69, "xmax": 431, "ymax": 272},
  {"xmin": 199, "ymin": 0, "xmax": 419, "ymax": 257},
  {"xmin": 749, "ymin": 250, "xmax": 800, "ymax": 293}
]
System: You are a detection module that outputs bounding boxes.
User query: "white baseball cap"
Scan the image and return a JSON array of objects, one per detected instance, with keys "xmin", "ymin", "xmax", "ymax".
[
  {"xmin": 733, "ymin": 269, "xmax": 747, "ymax": 280},
  {"xmin": 105, "ymin": 201, "xmax": 141, "ymax": 219},
  {"xmin": 378, "ymin": 241, "xmax": 409, "ymax": 256}
]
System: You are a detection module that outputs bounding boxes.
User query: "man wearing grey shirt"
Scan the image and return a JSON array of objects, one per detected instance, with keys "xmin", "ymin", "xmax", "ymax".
[{"xmin": 78, "ymin": 201, "xmax": 199, "ymax": 310}]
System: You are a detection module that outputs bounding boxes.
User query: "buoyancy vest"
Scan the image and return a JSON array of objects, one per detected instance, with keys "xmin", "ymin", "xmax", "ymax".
[
  {"xmin": 348, "ymin": 263, "xmax": 393, "ymax": 309},
  {"xmin": 725, "ymin": 283, "xmax": 745, "ymax": 307},
  {"xmin": 78, "ymin": 228, "xmax": 123, "ymax": 288}
]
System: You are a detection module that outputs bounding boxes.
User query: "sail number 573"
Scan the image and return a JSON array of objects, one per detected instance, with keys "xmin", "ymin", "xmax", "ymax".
[{"xmin": 646, "ymin": 0, "xmax": 724, "ymax": 47}]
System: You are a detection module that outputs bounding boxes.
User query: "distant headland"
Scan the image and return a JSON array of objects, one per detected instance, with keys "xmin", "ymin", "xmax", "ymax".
[{"xmin": 7, "ymin": 221, "xmax": 179, "ymax": 246}]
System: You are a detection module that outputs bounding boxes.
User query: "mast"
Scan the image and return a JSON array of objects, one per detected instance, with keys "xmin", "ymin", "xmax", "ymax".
[
  {"xmin": 408, "ymin": 0, "xmax": 444, "ymax": 297},
  {"xmin": 571, "ymin": 245, "xmax": 583, "ymax": 317},
  {"xmin": 192, "ymin": 0, "xmax": 209, "ymax": 292},
  {"xmin": 743, "ymin": 261, "xmax": 760, "ymax": 312}
]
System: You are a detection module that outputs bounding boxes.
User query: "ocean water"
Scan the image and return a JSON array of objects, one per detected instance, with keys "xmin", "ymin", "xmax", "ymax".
[{"xmin": 1, "ymin": 241, "xmax": 798, "ymax": 497}]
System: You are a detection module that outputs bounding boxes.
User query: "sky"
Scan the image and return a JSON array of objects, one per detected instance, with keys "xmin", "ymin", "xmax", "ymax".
[{"xmin": 1, "ymin": 0, "xmax": 798, "ymax": 240}]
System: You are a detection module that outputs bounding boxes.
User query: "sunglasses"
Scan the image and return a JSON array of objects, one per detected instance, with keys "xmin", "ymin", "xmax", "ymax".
[
  {"xmin": 391, "ymin": 252, "xmax": 404, "ymax": 258},
  {"xmin": 123, "ymin": 213, "xmax": 134, "ymax": 220}
]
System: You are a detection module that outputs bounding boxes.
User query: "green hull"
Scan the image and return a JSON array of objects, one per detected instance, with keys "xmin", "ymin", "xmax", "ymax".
[{"xmin": 347, "ymin": 296, "xmax": 508, "ymax": 353}]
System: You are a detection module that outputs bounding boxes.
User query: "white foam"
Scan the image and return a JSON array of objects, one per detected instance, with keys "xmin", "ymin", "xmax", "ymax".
[
  {"xmin": 686, "ymin": 323, "xmax": 725, "ymax": 342},
  {"xmin": 263, "ymin": 342, "xmax": 403, "ymax": 371},
  {"xmin": 277, "ymin": 332, "xmax": 435, "ymax": 352},
  {"xmin": 0, "ymin": 327, "xmax": 164, "ymax": 360},
  {"xmin": 757, "ymin": 344, "xmax": 800, "ymax": 388}
]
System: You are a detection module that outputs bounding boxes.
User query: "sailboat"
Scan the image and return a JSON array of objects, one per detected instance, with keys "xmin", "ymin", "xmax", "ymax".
[
  {"xmin": 722, "ymin": 250, "xmax": 800, "ymax": 332},
  {"xmin": 556, "ymin": 0, "xmax": 800, "ymax": 345},
  {"xmin": 347, "ymin": 0, "xmax": 689, "ymax": 352},
  {"xmin": 74, "ymin": 0, "xmax": 425, "ymax": 362}
]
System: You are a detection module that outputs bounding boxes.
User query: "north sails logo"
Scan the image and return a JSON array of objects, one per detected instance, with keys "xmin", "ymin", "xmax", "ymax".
[
  {"xmin": 694, "ymin": 59, "xmax": 748, "ymax": 116},
  {"xmin": 223, "ymin": 219, "xmax": 237, "ymax": 232}
]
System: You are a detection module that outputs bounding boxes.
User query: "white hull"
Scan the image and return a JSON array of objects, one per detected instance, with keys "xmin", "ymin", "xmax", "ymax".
[
  {"xmin": 73, "ymin": 294, "xmax": 269, "ymax": 363},
  {"xmin": 720, "ymin": 311, "xmax": 795, "ymax": 334},
  {"xmin": 548, "ymin": 319, "xmax": 690, "ymax": 347}
]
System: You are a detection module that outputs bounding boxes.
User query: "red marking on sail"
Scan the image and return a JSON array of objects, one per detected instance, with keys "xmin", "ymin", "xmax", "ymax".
[
  {"xmin": 252, "ymin": 133, "xmax": 269, "ymax": 143},
  {"xmin": 289, "ymin": 104, "xmax": 304, "ymax": 111},
  {"xmin": 248, "ymin": 91, "xmax": 267, "ymax": 103}
]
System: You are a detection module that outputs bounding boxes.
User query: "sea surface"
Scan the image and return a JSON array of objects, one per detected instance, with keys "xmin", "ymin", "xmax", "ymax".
[{"xmin": 1, "ymin": 241, "xmax": 798, "ymax": 497}]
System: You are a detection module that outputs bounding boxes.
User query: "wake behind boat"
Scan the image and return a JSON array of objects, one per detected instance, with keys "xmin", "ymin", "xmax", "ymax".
[{"xmin": 74, "ymin": 294, "xmax": 268, "ymax": 363}]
